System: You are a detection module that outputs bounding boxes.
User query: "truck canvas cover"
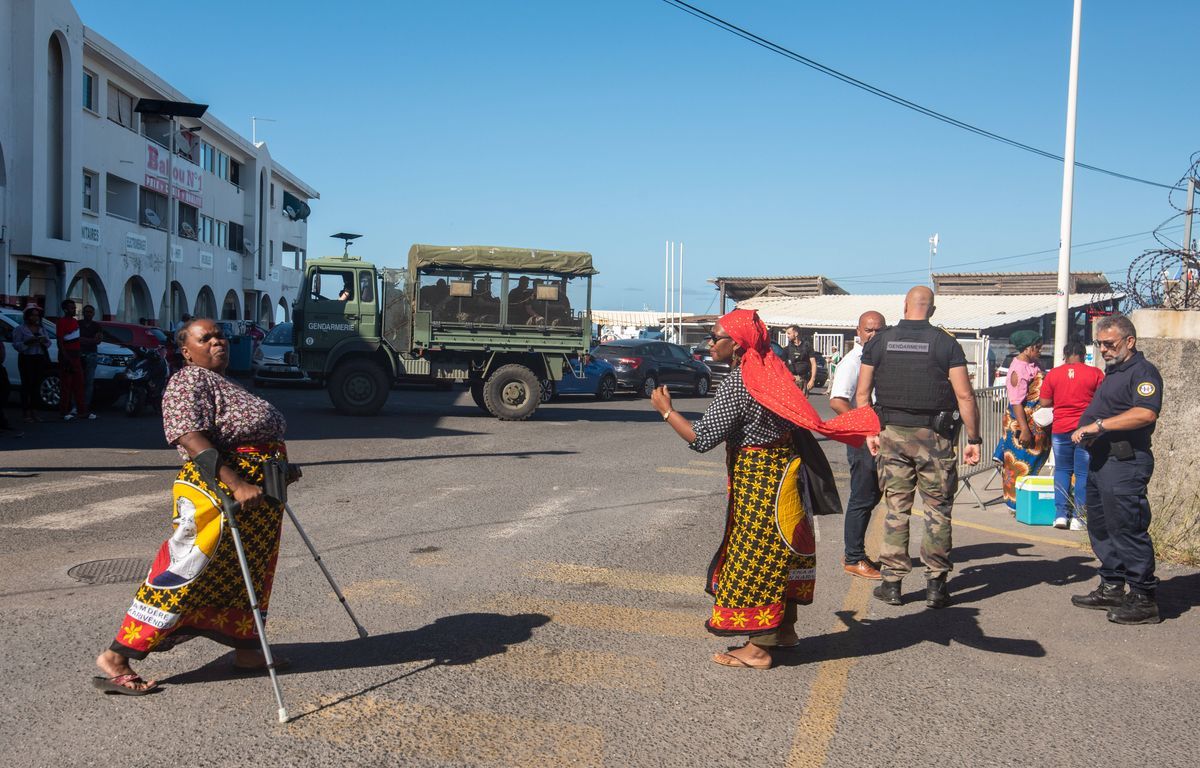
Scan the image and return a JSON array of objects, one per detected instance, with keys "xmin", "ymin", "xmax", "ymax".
[{"xmin": 408, "ymin": 244, "xmax": 597, "ymax": 277}]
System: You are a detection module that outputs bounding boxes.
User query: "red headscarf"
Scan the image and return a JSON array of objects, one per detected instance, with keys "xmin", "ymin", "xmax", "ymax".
[{"xmin": 719, "ymin": 309, "xmax": 879, "ymax": 446}]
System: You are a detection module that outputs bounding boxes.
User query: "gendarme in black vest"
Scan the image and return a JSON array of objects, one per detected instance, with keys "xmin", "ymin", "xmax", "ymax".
[{"xmin": 862, "ymin": 319, "xmax": 964, "ymax": 423}]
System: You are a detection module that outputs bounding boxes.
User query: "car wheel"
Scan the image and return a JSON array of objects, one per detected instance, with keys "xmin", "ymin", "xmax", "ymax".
[
  {"xmin": 483, "ymin": 364, "xmax": 540, "ymax": 421},
  {"xmin": 640, "ymin": 374, "xmax": 658, "ymax": 398},
  {"xmin": 595, "ymin": 375, "xmax": 616, "ymax": 401},
  {"xmin": 328, "ymin": 359, "xmax": 390, "ymax": 415},
  {"xmin": 38, "ymin": 373, "xmax": 61, "ymax": 410},
  {"xmin": 539, "ymin": 378, "xmax": 556, "ymax": 404},
  {"xmin": 694, "ymin": 376, "xmax": 710, "ymax": 397}
]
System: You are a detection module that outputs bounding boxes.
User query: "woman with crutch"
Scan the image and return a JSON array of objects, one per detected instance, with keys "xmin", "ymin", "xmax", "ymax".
[{"xmin": 94, "ymin": 318, "xmax": 293, "ymax": 694}]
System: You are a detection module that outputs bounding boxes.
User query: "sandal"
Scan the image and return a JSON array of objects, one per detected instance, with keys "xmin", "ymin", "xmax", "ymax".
[
  {"xmin": 712, "ymin": 651, "xmax": 772, "ymax": 670},
  {"xmin": 92, "ymin": 673, "xmax": 159, "ymax": 696}
]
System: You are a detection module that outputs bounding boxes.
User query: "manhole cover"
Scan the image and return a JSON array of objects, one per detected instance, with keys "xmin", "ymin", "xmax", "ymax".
[{"xmin": 67, "ymin": 558, "xmax": 153, "ymax": 585}]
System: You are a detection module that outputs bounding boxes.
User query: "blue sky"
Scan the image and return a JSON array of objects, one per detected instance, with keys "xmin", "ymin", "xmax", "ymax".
[{"xmin": 75, "ymin": 0, "xmax": 1200, "ymax": 313}]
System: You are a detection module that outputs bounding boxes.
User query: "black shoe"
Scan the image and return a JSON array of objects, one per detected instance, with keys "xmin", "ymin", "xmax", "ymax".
[
  {"xmin": 1107, "ymin": 593, "xmax": 1161, "ymax": 625},
  {"xmin": 873, "ymin": 580, "xmax": 902, "ymax": 606},
  {"xmin": 1071, "ymin": 582, "xmax": 1126, "ymax": 610},
  {"xmin": 926, "ymin": 576, "xmax": 950, "ymax": 609}
]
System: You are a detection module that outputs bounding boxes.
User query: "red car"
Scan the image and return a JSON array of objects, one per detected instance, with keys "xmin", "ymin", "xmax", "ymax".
[{"xmin": 98, "ymin": 321, "xmax": 182, "ymax": 370}]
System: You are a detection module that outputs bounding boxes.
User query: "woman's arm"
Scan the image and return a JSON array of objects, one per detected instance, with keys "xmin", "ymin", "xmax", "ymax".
[{"xmin": 175, "ymin": 431, "xmax": 264, "ymax": 508}]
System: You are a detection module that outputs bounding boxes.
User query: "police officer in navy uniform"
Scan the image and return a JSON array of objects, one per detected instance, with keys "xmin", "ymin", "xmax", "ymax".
[
  {"xmin": 1070, "ymin": 314, "xmax": 1163, "ymax": 624},
  {"xmin": 857, "ymin": 286, "xmax": 981, "ymax": 609}
]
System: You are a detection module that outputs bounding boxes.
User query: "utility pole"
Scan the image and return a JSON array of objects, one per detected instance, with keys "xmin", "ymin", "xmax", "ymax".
[{"xmin": 1053, "ymin": 0, "xmax": 1083, "ymax": 367}]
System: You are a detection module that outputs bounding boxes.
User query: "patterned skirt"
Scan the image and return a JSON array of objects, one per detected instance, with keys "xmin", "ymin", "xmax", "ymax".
[
  {"xmin": 705, "ymin": 445, "xmax": 815, "ymax": 638},
  {"xmin": 993, "ymin": 403, "xmax": 1050, "ymax": 511},
  {"xmin": 110, "ymin": 445, "xmax": 286, "ymax": 660}
]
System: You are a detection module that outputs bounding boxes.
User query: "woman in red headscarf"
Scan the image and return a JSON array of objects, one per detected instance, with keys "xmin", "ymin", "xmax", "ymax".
[{"xmin": 651, "ymin": 309, "xmax": 878, "ymax": 669}]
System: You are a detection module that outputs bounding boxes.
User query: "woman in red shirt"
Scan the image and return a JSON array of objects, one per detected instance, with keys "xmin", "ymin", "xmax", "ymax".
[{"xmin": 1038, "ymin": 341, "xmax": 1105, "ymax": 529}]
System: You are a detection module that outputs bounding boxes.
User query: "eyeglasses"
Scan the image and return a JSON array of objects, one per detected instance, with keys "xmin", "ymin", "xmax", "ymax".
[
  {"xmin": 707, "ymin": 332, "xmax": 732, "ymax": 343},
  {"xmin": 1097, "ymin": 336, "xmax": 1131, "ymax": 350}
]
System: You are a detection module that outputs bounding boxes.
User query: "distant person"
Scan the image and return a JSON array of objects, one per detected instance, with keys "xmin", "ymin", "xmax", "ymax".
[
  {"xmin": 55, "ymin": 300, "xmax": 94, "ymax": 421},
  {"xmin": 172, "ymin": 313, "xmax": 192, "ymax": 333},
  {"xmin": 857, "ymin": 286, "xmax": 981, "ymax": 609},
  {"xmin": 784, "ymin": 325, "xmax": 817, "ymax": 395},
  {"xmin": 12, "ymin": 306, "xmax": 51, "ymax": 423},
  {"xmin": 829, "ymin": 310, "xmax": 886, "ymax": 580},
  {"xmin": 0, "ymin": 336, "xmax": 21, "ymax": 437},
  {"xmin": 1038, "ymin": 341, "xmax": 1104, "ymax": 530},
  {"xmin": 993, "ymin": 331, "xmax": 1049, "ymax": 511},
  {"xmin": 1070, "ymin": 315, "xmax": 1163, "ymax": 625},
  {"xmin": 79, "ymin": 304, "xmax": 104, "ymax": 412}
]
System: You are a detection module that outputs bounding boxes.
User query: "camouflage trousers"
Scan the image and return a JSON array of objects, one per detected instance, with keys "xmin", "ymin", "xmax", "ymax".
[{"xmin": 876, "ymin": 425, "xmax": 958, "ymax": 581}]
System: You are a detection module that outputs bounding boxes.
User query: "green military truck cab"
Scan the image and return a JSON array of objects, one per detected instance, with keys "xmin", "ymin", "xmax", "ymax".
[{"xmin": 293, "ymin": 244, "xmax": 595, "ymax": 420}]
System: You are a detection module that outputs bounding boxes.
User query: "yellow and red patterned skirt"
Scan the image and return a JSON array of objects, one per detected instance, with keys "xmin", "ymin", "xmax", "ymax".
[
  {"xmin": 705, "ymin": 445, "xmax": 815, "ymax": 638},
  {"xmin": 109, "ymin": 444, "xmax": 286, "ymax": 660}
]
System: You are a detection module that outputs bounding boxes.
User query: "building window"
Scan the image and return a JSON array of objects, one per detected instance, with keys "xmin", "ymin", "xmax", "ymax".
[
  {"xmin": 229, "ymin": 221, "xmax": 245, "ymax": 252},
  {"xmin": 139, "ymin": 187, "xmax": 168, "ymax": 230},
  {"xmin": 200, "ymin": 142, "xmax": 215, "ymax": 173},
  {"xmin": 269, "ymin": 183, "xmax": 276, "ymax": 208},
  {"xmin": 106, "ymin": 174, "xmax": 137, "ymax": 221},
  {"xmin": 178, "ymin": 202, "xmax": 199, "ymax": 240},
  {"xmin": 199, "ymin": 214, "xmax": 215, "ymax": 244},
  {"xmin": 229, "ymin": 159, "xmax": 242, "ymax": 187},
  {"xmin": 83, "ymin": 170, "xmax": 99, "ymax": 214},
  {"xmin": 82, "ymin": 69, "xmax": 98, "ymax": 112},
  {"xmin": 141, "ymin": 113, "xmax": 171, "ymax": 148},
  {"xmin": 106, "ymin": 83, "xmax": 135, "ymax": 131},
  {"xmin": 216, "ymin": 220, "xmax": 228, "ymax": 250},
  {"xmin": 217, "ymin": 151, "xmax": 229, "ymax": 180}
]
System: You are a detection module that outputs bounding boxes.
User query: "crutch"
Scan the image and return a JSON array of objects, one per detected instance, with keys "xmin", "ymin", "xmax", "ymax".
[
  {"xmin": 194, "ymin": 451, "xmax": 289, "ymax": 723},
  {"xmin": 283, "ymin": 502, "xmax": 368, "ymax": 639}
]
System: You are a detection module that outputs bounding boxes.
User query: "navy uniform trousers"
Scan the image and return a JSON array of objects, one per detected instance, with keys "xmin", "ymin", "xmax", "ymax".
[{"xmin": 1085, "ymin": 448, "xmax": 1157, "ymax": 596}]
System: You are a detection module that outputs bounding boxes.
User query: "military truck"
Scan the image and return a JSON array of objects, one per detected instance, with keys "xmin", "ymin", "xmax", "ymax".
[{"xmin": 292, "ymin": 244, "xmax": 595, "ymax": 420}]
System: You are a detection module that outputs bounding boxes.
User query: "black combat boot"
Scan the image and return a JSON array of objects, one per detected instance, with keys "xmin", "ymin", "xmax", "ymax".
[
  {"xmin": 1070, "ymin": 582, "xmax": 1126, "ymax": 610},
  {"xmin": 873, "ymin": 580, "xmax": 902, "ymax": 606},
  {"xmin": 1106, "ymin": 592, "xmax": 1161, "ymax": 625},
  {"xmin": 926, "ymin": 576, "xmax": 950, "ymax": 609}
]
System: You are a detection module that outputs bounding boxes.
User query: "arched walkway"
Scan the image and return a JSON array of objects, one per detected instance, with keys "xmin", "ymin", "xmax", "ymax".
[
  {"xmin": 221, "ymin": 289, "xmax": 240, "ymax": 320},
  {"xmin": 116, "ymin": 276, "xmax": 153, "ymax": 324},
  {"xmin": 194, "ymin": 285, "xmax": 217, "ymax": 319},
  {"xmin": 259, "ymin": 294, "xmax": 272, "ymax": 326},
  {"xmin": 276, "ymin": 298, "xmax": 289, "ymax": 324},
  {"xmin": 66, "ymin": 269, "xmax": 110, "ymax": 316}
]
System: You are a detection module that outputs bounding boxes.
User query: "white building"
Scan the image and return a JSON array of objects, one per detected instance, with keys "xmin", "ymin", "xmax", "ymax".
[{"xmin": 0, "ymin": 0, "xmax": 318, "ymax": 326}]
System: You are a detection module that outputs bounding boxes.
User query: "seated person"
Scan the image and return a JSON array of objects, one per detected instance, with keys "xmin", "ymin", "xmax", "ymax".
[
  {"xmin": 471, "ymin": 278, "xmax": 500, "ymax": 323},
  {"xmin": 508, "ymin": 276, "xmax": 542, "ymax": 325}
]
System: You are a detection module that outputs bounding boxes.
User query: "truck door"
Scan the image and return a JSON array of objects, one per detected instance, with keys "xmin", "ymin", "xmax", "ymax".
[{"xmin": 302, "ymin": 265, "xmax": 361, "ymax": 352}]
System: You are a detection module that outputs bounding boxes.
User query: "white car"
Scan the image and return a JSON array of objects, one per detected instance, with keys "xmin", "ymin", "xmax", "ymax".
[
  {"xmin": 1, "ymin": 311, "xmax": 134, "ymax": 409},
  {"xmin": 251, "ymin": 322, "xmax": 310, "ymax": 386}
]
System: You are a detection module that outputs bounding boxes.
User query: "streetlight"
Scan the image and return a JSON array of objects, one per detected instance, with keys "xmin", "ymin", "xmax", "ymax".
[{"xmin": 135, "ymin": 98, "xmax": 208, "ymax": 327}]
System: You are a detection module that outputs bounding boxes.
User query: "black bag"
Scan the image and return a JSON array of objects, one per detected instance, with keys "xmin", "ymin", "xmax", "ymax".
[{"xmin": 792, "ymin": 429, "xmax": 844, "ymax": 516}]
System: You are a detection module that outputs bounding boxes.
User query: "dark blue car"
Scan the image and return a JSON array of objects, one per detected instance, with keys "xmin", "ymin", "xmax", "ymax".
[{"xmin": 540, "ymin": 355, "xmax": 619, "ymax": 402}]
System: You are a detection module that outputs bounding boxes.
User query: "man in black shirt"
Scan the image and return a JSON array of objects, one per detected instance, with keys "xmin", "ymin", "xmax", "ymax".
[
  {"xmin": 856, "ymin": 286, "xmax": 980, "ymax": 609},
  {"xmin": 1069, "ymin": 314, "xmax": 1164, "ymax": 624},
  {"xmin": 784, "ymin": 325, "xmax": 817, "ymax": 395},
  {"xmin": 78, "ymin": 304, "xmax": 104, "ymax": 412}
]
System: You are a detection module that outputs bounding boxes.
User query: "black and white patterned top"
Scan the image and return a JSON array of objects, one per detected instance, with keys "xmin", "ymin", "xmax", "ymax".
[{"xmin": 689, "ymin": 368, "xmax": 793, "ymax": 453}]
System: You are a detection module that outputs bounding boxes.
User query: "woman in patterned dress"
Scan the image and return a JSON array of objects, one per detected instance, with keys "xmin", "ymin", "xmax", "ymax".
[
  {"xmin": 93, "ymin": 318, "xmax": 291, "ymax": 695},
  {"xmin": 651, "ymin": 309, "xmax": 877, "ymax": 670},
  {"xmin": 993, "ymin": 330, "xmax": 1051, "ymax": 511}
]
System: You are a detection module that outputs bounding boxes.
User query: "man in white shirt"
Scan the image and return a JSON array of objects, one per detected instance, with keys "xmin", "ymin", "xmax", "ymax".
[{"xmin": 830, "ymin": 310, "xmax": 887, "ymax": 579}]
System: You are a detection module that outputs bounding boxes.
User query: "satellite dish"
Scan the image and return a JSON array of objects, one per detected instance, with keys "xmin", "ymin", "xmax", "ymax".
[
  {"xmin": 143, "ymin": 208, "xmax": 162, "ymax": 227},
  {"xmin": 243, "ymin": 238, "xmax": 255, "ymax": 253},
  {"xmin": 283, "ymin": 205, "xmax": 297, "ymax": 220}
]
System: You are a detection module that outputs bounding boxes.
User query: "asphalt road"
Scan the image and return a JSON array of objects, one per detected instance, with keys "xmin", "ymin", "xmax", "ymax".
[{"xmin": 0, "ymin": 383, "xmax": 1196, "ymax": 767}]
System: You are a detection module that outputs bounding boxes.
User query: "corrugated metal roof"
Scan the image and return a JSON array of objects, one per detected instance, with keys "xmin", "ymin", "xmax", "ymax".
[
  {"xmin": 932, "ymin": 271, "xmax": 1107, "ymax": 277},
  {"xmin": 592, "ymin": 310, "xmax": 695, "ymax": 327},
  {"xmin": 738, "ymin": 293, "xmax": 1121, "ymax": 333}
]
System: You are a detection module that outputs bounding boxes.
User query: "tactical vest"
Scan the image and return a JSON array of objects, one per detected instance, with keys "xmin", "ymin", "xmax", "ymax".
[{"xmin": 871, "ymin": 323, "xmax": 956, "ymax": 413}]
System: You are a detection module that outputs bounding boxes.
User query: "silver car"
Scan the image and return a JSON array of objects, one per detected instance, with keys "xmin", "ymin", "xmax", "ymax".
[
  {"xmin": 251, "ymin": 322, "xmax": 309, "ymax": 386},
  {"xmin": 1, "ymin": 311, "xmax": 133, "ymax": 408}
]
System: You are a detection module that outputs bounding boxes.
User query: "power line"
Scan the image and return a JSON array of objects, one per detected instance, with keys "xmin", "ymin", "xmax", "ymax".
[{"xmin": 660, "ymin": 0, "xmax": 1180, "ymax": 191}]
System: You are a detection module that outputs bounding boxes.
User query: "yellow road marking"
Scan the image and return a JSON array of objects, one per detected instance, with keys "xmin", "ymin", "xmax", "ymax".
[
  {"xmin": 472, "ymin": 643, "xmax": 663, "ymax": 691},
  {"xmin": 293, "ymin": 696, "xmax": 604, "ymax": 768},
  {"xmin": 656, "ymin": 466, "xmax": 724, "ymax": 477},
  {"xmin": 410, "ymin": 551, "xmax": 452, "ymax": 567},
  {"xmin": 341, "ymin": 579, "xmax": 424, "ymax": 606},
  {"xmin": 949, "ymin": 517, "xmax": 1091, "ymax": 551},
  {"xmin": 526, "ymin": 561, "xmax": 697, "ymax": 595},
  {"xmin": 688, "ymin": 460, "xmax": 725, "ymax": 467},
  {"xmin": 482, "ymin": 594, "xmax": 705, "ymax": 638}
]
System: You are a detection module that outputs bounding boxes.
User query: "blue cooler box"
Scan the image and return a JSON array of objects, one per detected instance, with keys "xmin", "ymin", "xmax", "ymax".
[{"xmin": 1015, "ymin": 475, "xmax": 1056, "ymax": 525}]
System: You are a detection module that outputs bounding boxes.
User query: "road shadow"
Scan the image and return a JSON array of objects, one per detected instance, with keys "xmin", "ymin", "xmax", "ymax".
[
  {"xmin": 539, "ymin": 401, "xmax": 706, "ymax": 424},
  {"xmin": 775, "ymin": 604, "xmax": 1046, "ymax": 668},
  {"xmin": 159, "ymin": 611, "xmax": 551, "ymax": 715},
  {"xmin": 1158, "ymin": 571, "xmax": 1200, "ymax": 620}
]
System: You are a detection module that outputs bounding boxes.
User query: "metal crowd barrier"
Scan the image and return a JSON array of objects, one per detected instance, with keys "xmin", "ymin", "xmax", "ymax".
[{"xmin": 956, "ymin": 385, "xmax": 1006, "ymax": 509}]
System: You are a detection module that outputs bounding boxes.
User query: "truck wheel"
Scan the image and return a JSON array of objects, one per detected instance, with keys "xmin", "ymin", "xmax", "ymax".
[
  {"xmin": 470, "ymin": 382, "xmax": 491, "ymax": 414},
  {"xmin": 483, "ymin": 364, "xmax": 540, "ymax": 421},
  {"xmin": 329, "ymin": 359, "xmax": 390, "ymax": 415}
]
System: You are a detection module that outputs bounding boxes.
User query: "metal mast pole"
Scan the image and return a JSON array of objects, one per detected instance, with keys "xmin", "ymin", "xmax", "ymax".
[
  {"xmin": 664, "ymin": 241, "xmax": 669, "ymax": 333},
  {"xmin": 1053, "ymin": 0, "xmax": 1083, "ymax": 367},
  {"xmin": 167, "ymin": 117, "xmax": 176, "ymax": 325},
  {"xmin": 678, "ymin": 242, "xmax": 684, "ymax": 341}
]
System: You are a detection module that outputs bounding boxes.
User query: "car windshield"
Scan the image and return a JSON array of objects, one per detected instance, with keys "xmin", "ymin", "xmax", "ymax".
[
  {"xmin": 264, "ymin": 323, "xmax": 292, "ymax": 345},
  {"xmin": 148, "ymin": 328, "xmax": 168, "ymax": 344}
]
